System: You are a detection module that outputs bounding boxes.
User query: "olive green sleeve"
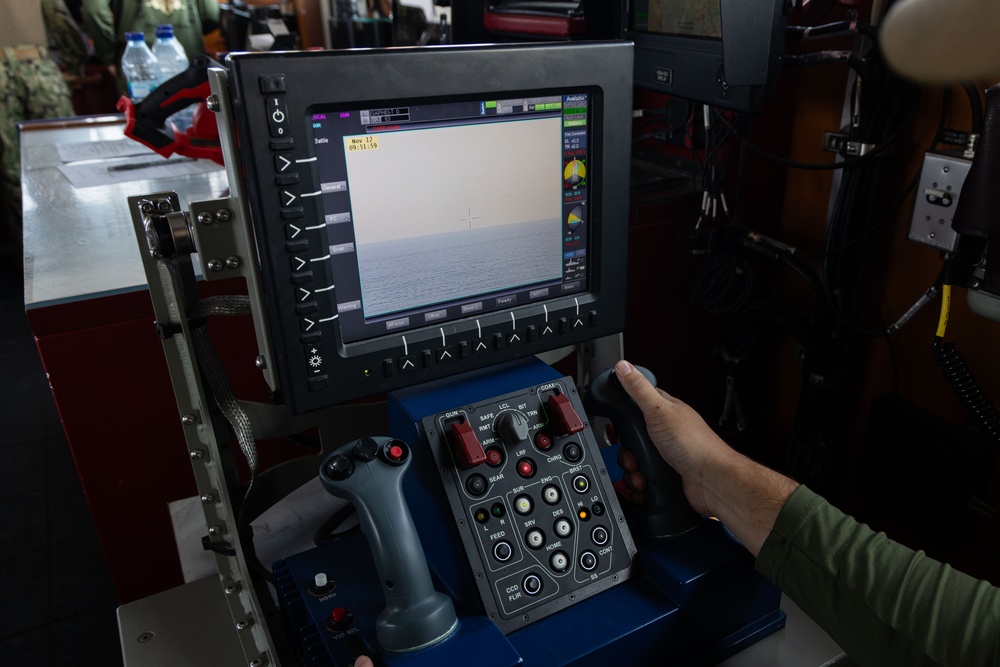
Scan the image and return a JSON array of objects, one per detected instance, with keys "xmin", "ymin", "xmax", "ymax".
[
  {"xmin": 199, "ymin": 0, "xmax": 220, "ymax": 35},
  {"xmin": 81, "ymin": 0, "xmax": 117, "ymax": 65},
  {"xmin": 755, "ymin": 485, "xmax": 1000, "ymax": 667}
]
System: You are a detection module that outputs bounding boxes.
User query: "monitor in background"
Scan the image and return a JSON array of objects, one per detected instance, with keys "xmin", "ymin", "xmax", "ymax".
[
  {"xmin": 221, "ymin": 42, "xmax": 633, "ymax": 414},
  {"xmin": 630, "ymin": 0, "xmax": 790, "ymax": 113}
]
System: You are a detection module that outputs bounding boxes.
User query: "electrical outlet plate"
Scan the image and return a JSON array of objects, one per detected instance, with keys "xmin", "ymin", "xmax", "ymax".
[{"xmin": 908, "ymin": 151, "xmax": 972, "ymax": 251}]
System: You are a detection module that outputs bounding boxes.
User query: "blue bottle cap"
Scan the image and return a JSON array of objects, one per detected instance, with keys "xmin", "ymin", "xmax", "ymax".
[
  {"xmin": 125, "ymin": 32, "xmax": 145, "ymax": 41},
  {"xmin": 155, "ymin": 24, "xmax": 174, "ymax": 39}
]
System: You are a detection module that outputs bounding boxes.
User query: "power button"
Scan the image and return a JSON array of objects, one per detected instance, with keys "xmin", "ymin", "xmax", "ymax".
[{"xmin": 266, "ymin": 96, "xmax": 289, "ymax": 138}]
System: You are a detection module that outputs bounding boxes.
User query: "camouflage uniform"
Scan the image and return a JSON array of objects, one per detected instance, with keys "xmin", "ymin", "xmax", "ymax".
[
  {"xmin": 43, "ymin": 0, "xmax": 90, "ymax": 76},
  {"xmin": 0, "ymin": 38, "xmax": 75, "ymax": 243}
]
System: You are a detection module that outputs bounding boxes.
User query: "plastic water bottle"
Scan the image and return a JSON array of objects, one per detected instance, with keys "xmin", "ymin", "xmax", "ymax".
[
  {"xmin": 120, "ymin": 32, "xmax": 161, "ymax": 102},
  {"xmin": 151, "ymin": 24, "xmax": 194, "ymax": 129}
]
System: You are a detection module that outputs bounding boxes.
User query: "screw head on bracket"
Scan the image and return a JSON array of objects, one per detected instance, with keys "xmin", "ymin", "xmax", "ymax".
[
  {"xmin": 197, "ymin": 211, "xmax": 214, "ymax": 225},
  {"xmin": 216, "ymin": 208, "xmax": 233, "ymax": 223},
  {"xmin": 207, "ymin": 259, "xmax": 224, "ymax": 272}
]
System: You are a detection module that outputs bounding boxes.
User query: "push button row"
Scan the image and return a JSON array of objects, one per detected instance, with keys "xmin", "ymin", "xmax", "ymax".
[
  {"xmin": 259, "ymin": 76, "xmax": 328, "ymax": 395},
  {"xmin": 379, "ymin": 311, "xmax": 597, "ymax": 378}
]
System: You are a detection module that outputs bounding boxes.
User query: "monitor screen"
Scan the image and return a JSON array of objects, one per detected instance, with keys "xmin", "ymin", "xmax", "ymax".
[
  {"xmin": 220, "ymin": 43, "xmax": 633, "ymax": 413},
  {"xmin": 310, "ymin": 92, "xmax": 591, "ymax": 344}
]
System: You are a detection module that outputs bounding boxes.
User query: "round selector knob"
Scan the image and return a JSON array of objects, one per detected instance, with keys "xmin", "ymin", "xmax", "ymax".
[
  {"xmin": 324, "ymin": 454, "xmax": 355, "ymax": 481},
  {"xmin": 495, "ymin": 410, "xmax": 530, "ymax": 446}
]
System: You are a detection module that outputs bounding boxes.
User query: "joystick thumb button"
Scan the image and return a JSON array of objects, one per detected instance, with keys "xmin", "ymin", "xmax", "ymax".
[{"xmin": 325, "ymin": 454, "xmax": 355, "ymax": 481}]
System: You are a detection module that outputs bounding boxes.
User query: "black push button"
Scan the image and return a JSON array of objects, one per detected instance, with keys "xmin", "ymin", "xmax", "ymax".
[
  {"xmin": 266, "ymin": 95, "xmax": 289, "ymax": 138},
  {"xmin": 466, "ymin": 474, "xmax": 488, "ymax": 497},
  {"xmin": 304, "ymin": 345, "xmax": 323, "ymax": 373},
  {"xmin": 259, "ymin": 74, "xmax": 287, "ymax": 94},
  {"xmin": 275, "ymin": 154, "xmax": 293, "ymax": 172},
  {"xmin": 306, "ymin": 375, "xmax": 328, "ymax": 392},
  {"xmin": 295, "ymin": 301, "xmax": 318, "ymax": 315}
]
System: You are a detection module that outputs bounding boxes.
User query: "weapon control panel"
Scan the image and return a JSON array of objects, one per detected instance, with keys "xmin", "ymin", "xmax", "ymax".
[{"xmin": 420, "ymin": 376, "xmax": 637, "ymax": 633}]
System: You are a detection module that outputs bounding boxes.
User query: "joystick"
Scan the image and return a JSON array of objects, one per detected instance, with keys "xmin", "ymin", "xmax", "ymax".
[
  {"xmin": 585, "ymin": 367, "xmax": 700, "ymax": 537},
  {"xmin": 319, "ymin": 436, "xmax": 458, "ymax": 652}
]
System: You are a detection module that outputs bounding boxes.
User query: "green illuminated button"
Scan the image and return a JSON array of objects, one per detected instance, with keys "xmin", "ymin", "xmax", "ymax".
[{"xmin": 572, "ymin": 474, "xmax": 590, "ymax": 494}]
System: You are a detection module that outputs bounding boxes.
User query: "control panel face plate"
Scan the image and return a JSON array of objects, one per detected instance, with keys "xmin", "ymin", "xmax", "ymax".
[{"xmin": 420, "ymin": 376, "xmax": 636, "ymax": 634}]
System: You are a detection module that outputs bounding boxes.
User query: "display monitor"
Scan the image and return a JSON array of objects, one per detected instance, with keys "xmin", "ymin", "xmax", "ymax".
[
  {"xmin": 630, "ymin": 0, "xmax": 789, "ymax": 113},
  {"xmin": 219, "ymin": 43, "xmax": 633, "ymax": 413}
]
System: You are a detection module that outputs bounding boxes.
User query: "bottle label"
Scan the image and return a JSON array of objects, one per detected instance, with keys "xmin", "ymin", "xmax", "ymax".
[{"xmin": 129, "ymin": 81, "xmax": 157, "ymax": 102}]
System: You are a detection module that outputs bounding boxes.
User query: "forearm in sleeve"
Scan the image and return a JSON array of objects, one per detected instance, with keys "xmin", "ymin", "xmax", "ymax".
[
  {"xmin": 756, "ymin": 486, "xmax": 1000, "ymax": 666},
  {"xmin": 81, "ymin": 0, "xmax": 117, "ymax": 64}
]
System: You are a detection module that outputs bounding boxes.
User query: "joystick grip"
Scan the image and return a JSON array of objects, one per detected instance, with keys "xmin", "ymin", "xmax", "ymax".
[
  {"xmin": 585, "ymin": 368, "xmax": 700, "ymax": 537},
  {"xmin": 319, "ymin": 437, "xmax": 457, "ymax": 652}
]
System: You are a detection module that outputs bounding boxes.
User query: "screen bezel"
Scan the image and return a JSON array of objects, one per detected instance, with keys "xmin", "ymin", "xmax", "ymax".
[
  {"xmin": 224, "ymin": 43, "xmax": 634, "ymax": 413},
  {"xmin": 628, "ymin": 0, "xmax": 787, "ymax": 113}
]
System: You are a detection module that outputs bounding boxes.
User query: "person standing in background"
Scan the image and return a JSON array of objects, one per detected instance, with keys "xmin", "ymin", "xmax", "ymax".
[
  {"xmin": 42, "ymin": 0, "xmax": 90, "ymax": 79},
  {"xmin": 0, "ymin": 0, "xmax": 76, "ymax": 249},
  {"xmin": 82, "ymin": 0, "xmax": 219, "ymax": 93}
]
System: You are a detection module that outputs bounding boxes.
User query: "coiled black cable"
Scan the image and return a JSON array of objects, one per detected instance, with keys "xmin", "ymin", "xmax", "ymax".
[{"xmin": 932, "ymin": 339, "xmax": 1000, "ymax": 445}]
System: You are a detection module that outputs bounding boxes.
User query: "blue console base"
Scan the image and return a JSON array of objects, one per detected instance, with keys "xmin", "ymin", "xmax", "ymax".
[{"xmin": 274, "ymin": 359, "xmax": 785, "ymax": 666}]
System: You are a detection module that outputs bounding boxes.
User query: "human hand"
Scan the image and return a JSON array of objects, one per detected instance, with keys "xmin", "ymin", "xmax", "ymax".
[
  {"xmin": 353, "ymin": 656, "xmax": 374, "ymax": 667},
  {"xmin": 613, "ymin": 360, "xmax": 733, "ymax": 517}
]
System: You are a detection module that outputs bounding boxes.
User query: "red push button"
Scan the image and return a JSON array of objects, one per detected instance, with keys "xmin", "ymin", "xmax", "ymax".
[
  {"xmin": 449, "ymin": 420, "xmax": 487, "ymax": 469},
  {"xmin": 534, "ymin": 433, "xmax": 553, "ymax": 451},
  {"xmin": 327, "ymin": 606, "xmax": 354, "ymax": 632},
  {"xmin": 388, "ymin": 444, "xmax": 404, "ymax": 461},
  {"xmin": 547, "ymin": 392, "xmax": 585, "ymax": 435},
  {"xmin": 485, "ymin": 446, "xmax": 504, "ymax": 467},
  {"xmin": 517, "ymin": 458, "xmax": 536, "ymax": 478}
]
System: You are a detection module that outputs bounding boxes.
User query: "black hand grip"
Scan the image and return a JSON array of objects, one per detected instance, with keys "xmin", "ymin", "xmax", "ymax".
[{"xmin": 585, "ymin": 367, "xmax": 700, "ymax": 537}]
